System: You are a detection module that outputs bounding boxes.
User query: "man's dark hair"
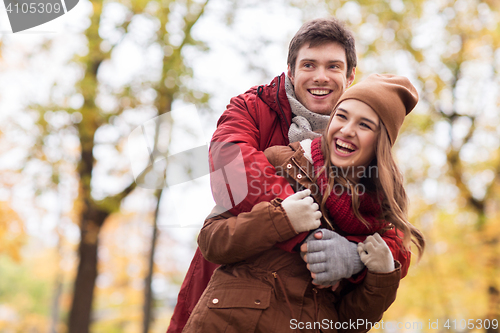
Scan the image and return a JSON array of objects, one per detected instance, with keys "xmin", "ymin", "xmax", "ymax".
[{"xmin": 288, "ymin": 17, "xmax": 357, "ymax": 78}]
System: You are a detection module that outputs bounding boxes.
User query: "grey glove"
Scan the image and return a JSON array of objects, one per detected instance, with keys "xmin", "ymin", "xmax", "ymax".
[
  {"xmin": 357, "ymin": 233, "xmax": 395, "ymax": 273},
  {"xmin": 304, "ymin": 228, "xmax": 365, "ymax": 285}
]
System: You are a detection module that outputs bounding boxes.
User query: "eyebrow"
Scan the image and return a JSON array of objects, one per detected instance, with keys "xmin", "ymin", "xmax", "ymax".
[
  {"xmin": 337, "ymin": 108, "xmax": 379, "ymax": 127},
  {"xmin": 299, "ymin": 59, "xmax": 345, "ymax": 65}
]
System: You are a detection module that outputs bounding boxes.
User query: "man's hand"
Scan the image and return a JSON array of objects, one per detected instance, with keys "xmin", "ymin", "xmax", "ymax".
[
  {"xmin": 357, "ymin": 233, "xmax": 395, "ymax": 273},
  {"xmin": 301, "ymin": 229, "xmax": 364, "ymax": 285},
  {"xmin": 281, "ymin": 189, "xmax": 322, "ymax": 233}
]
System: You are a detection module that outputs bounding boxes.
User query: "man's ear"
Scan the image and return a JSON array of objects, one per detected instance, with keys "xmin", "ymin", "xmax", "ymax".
[
  {"xmin": 346, "ymin": 67, "xmax": 356, "ymax": 88},
  {"xmin": 287, "ymin": 64, "xmax": 295, "ymax": 85}
]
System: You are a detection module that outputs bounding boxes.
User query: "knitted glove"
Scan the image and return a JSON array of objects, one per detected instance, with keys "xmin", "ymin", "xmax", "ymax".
[
  {"xmin": 281, "ymin": 189, "xmax": 322, "ymax": 233},
  {"xmin": 357, "ymin": 233, "xmax": 395, "ymax": 273},
  {"xmin": 304, "ymin": 228, "xmax": 365, "ymax": 285}
]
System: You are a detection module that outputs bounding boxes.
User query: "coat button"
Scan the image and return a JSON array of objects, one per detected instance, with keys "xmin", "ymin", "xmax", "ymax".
[
  {"xmin": 297, "ymin": 174, "xmax": 302, "ymax": 179},
  {"xmin": 255, "ymin": 300, "xmax": 261, "ymax": 305},
  {"xmin": 212, "ymin": 298, "xmax": 219, "ymax": 304},
  {"xmin": 286, "ymin": 163, "xmax": 292, "ymax": 169}
]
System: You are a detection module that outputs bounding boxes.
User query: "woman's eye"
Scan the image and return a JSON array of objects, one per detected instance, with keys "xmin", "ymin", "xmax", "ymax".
[
  {"xmin": 335, "ymin": 114, "xmax": 347, "ymax": 119},
  {"xmin": 360, "ymin": 122, "xmax": 372, "ymax": 130}
]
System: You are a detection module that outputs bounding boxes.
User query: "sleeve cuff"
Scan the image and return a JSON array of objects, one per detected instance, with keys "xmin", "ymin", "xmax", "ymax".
[
  {"xmin": 269, "ymin": 198, "xmax": 298, "ymax": 242},
  {"xmin": 364, "ymin": 260, "xmax": 402, "ymax": 288}
]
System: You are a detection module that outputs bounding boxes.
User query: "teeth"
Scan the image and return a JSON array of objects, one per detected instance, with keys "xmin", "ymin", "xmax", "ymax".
[
  {"xmin": 336, "ymin": 139, "xmax": 355, "ymax": 151},
  {"xmin": 309, "ymin": 89, "xmax": 330, "ymax": 96}
]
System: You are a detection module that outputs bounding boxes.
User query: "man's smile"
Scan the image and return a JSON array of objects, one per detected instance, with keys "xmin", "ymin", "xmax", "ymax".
[{"xmin": 308, "ymin": 88, "xmax": 332, "ymax": 96}]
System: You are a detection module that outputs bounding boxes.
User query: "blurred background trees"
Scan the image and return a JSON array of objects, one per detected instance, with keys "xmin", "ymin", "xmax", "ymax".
[
  {"xmin": 0, "ymin": 0, "xmax": 498, "ymax": 332},
  {"xmin": 323, "ymin": 0, "xmax": 500, "ymax": 327}
]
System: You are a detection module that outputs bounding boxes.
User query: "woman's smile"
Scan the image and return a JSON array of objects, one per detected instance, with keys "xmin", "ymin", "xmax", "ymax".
[{"xmin": 333, "ymin": 138, "xmax": 357, "ymax": 156}]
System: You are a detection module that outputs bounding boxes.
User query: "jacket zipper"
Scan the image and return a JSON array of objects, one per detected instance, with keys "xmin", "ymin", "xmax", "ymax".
[
  {"xmin": 272, "ymin": 271, "xmax": 296, "ymax": 321},
  {"xmin": 276, "ymin": 75, "xmax": 291, "ymax": 130}
]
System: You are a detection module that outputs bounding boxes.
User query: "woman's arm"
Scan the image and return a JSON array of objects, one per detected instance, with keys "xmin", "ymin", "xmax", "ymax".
[{"xmin": 336, "ymin": 262, "xmax": 401, "ymax": 333}]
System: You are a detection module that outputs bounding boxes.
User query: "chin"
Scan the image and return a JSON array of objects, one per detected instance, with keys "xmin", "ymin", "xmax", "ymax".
[
  {"xmin": 310, "ymin": 107, "xmax": 331, "ymax": 115},
  {"xmin": 334, "ymin": 162, "xmax": 350, "ymax": 169}
]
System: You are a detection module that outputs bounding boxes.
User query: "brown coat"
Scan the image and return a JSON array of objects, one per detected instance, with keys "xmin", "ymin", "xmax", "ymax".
[{"xmin": 182, "ymin": 143, "xmax": 401, "ymax": 333}]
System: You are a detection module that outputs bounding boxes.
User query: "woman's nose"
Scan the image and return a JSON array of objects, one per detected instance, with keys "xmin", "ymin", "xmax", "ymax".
[{"xmin": 340, "ymin": 122, "xmax": 355, "ymax": 137}]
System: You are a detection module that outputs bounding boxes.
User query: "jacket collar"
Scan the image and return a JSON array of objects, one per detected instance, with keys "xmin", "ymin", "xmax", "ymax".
[
  {"xmin": 257, "ymin": 73, "xmax": 292, "ymax": 131},
  {"xmin": 283, "ymin": 142, "xmax": 322, "ymax": 205}
]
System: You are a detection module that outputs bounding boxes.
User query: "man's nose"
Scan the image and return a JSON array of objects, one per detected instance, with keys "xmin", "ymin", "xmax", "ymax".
[{"xmin": 314, "ymin": 67, "xmax": 329, "ymax": 83}]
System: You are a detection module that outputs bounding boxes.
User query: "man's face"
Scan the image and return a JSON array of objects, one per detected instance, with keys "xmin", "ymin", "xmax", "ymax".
[{"xmin": 288, "ymin": 42, "xmax": 355, "ymax": 115}]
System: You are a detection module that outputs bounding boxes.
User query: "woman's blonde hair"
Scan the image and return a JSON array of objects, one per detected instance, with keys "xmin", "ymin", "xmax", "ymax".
[{"xmin": 318, "ymin": 110, "xmax": 425, "ymax": 259}]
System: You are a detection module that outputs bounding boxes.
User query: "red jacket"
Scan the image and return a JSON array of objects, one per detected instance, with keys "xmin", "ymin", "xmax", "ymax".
[{"xmin": 166, "ymin": 74, "xmax": 409, "ymax": 332}]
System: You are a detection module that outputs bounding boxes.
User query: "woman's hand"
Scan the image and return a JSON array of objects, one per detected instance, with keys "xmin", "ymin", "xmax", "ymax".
[
  {"xmin": 302, "ymin": 232, "xmax": 340, "ymax": 289},
  {"xmin": 357, "ymin": 233, "xmax": 395, "ymax": 273}
]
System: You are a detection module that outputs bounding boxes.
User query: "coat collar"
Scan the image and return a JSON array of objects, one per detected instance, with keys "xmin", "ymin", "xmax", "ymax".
[
  {"xmin": 280, "ymin": 142, "xmax": 322, "ymax": 206},
  {"xmin": 257, "ymin": 73, "xmax": 292, "ymax": 130}
]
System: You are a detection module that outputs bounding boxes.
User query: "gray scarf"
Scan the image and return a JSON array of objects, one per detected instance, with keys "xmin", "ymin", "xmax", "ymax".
[{"xmin": 285, "ymin": 76, "xmax": 330, "ymax": 143}]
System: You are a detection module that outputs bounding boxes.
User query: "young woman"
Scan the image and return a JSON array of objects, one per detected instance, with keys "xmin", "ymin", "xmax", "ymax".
[{"xmin": 183, "ymin": 74, "xmax": 425, "ymax": 333}]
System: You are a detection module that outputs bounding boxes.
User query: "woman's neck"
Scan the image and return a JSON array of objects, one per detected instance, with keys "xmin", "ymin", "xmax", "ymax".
[{"xmin": 332, "ymin": 165, "xmax": 372, "ymax": 184}]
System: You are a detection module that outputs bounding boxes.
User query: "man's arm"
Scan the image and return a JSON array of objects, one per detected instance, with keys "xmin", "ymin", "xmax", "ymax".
[
  {"xmin": 209, "ymin": 92, "xmax": 294, "ymax": 215},
  {"xmin": 199, "ymin": 189, "xmax": 321, "ymax": 264},
  {"xmin": 198, "ymin": 200, "xmax": 298, "ymax": 264}
]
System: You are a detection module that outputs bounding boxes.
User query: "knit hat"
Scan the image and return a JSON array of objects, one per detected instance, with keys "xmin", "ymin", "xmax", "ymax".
[{"xmin": 333, "ymin": 74, "xmax": 418, "ymax": 146}]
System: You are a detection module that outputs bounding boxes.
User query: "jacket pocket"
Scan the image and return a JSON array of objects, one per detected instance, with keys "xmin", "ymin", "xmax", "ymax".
[{"xmin": 205, "ymin": 285, "xmax": 272, "ymax": 333}]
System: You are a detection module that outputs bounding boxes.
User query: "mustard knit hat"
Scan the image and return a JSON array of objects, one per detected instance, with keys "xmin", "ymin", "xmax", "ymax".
[{"xmin": 334, "ymin": 74, "xmax": 419, "ymax": 146}]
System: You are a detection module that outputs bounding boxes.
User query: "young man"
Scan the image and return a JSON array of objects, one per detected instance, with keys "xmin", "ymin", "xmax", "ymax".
[{"xmin": 167, "ymin": 17, "xmax": 409, "ymax": 333}]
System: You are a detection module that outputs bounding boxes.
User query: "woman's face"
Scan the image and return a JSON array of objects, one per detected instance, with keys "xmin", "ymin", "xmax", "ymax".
[{"xmin": 327, "ymin": 99, "xmax": 380, "ymax": 176}]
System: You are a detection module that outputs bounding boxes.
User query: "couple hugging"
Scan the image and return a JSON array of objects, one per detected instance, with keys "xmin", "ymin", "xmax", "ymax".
[{"xmin": 169, "ymin": 17, "xmax": 425, "ymax": 333}]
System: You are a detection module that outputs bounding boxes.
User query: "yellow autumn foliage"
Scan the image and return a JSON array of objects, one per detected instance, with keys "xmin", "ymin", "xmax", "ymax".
[{"xmin": 0, "ymin": 201, "xmax": 26, "ymax": 261}]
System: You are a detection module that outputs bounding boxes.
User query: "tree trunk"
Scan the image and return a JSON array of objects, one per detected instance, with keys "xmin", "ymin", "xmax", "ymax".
[
  {"xmin": 142, "ymin": 189, "xmax": 163, "ymax": 333},
  {"xmin": 486, "ymin": 237, "xmax": 500, "ymax": 333},
  {"xmin": 486, "ymin": 285, "xmax": 500, "ymax": 333},
  {"xmin": 68, "ymin": 219, "xmax": 103, "ymax": 333}
]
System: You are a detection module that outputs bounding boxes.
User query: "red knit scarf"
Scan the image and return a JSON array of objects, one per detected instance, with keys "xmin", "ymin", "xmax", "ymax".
[{"xmin": 311, "ymin": 137, "xmax": 385, "ymax": 235}]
